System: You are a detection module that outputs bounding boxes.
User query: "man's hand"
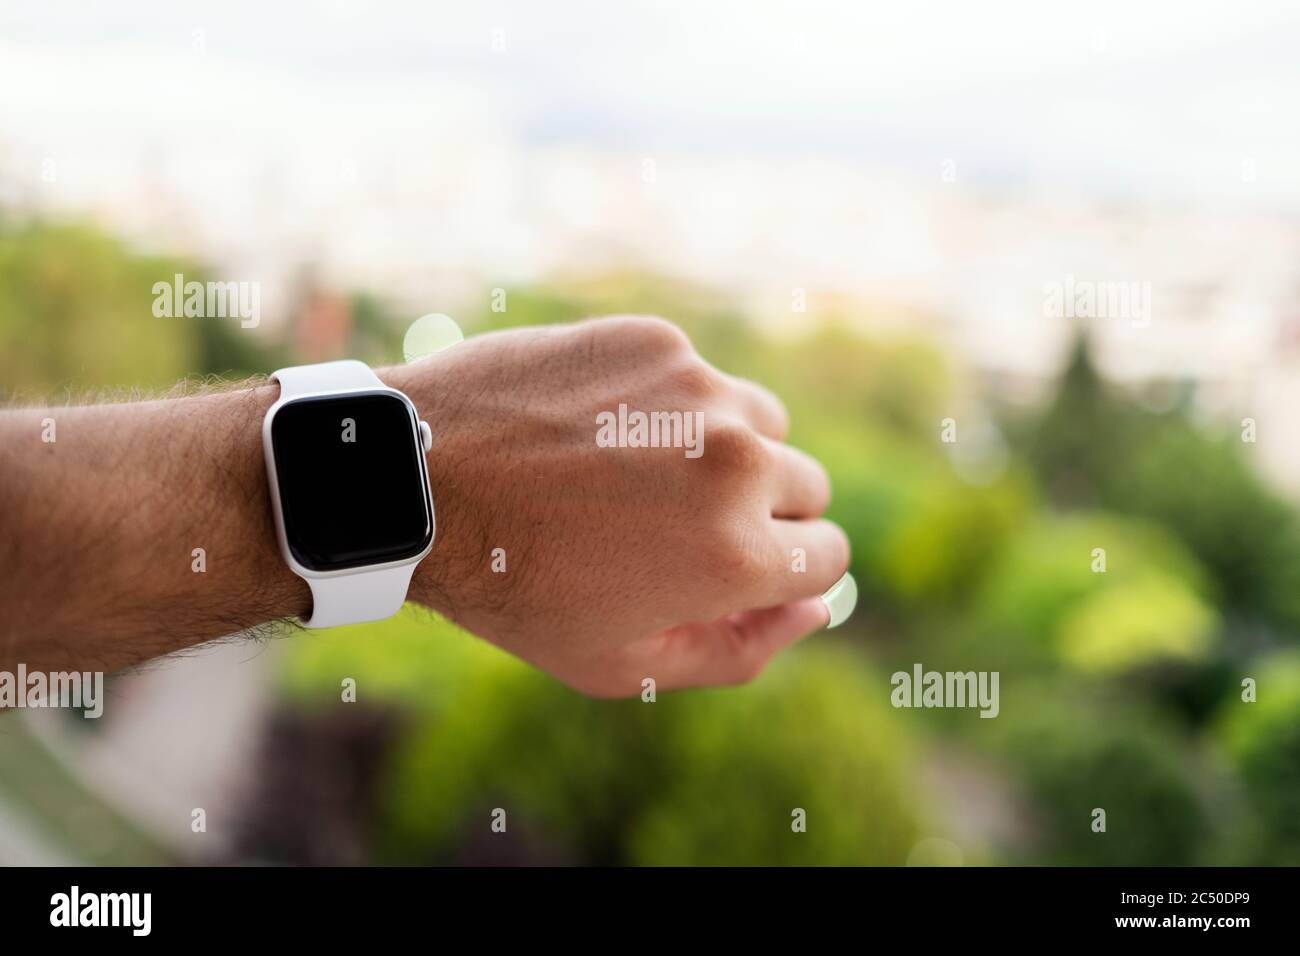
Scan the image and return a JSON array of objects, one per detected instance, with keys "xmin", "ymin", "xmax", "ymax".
[
  {"xmin": 0, "ymin": 316, "xmax": 848, "ymax": 694},
  {"xmin": 388, "ymin": 316, "xmax": 849, "ymax": 695}
]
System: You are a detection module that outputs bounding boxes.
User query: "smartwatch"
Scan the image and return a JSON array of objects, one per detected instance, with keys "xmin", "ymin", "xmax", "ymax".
[{"xmin": 262, "ymin": 360, "xmax": 435, "ymax": 628}]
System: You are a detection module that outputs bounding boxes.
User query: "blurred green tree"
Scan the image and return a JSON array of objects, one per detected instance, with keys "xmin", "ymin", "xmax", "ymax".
[
  {"xmin": 281, "ymin": 610, "xmax": 923, "ymax": 865},
  {"xmin": 1216, "ymin": 651, "xmax": 1300, "ymax": 864},
  {"xmin": 1026, "ymin": 334, "xmax": 1300, "ymax": 636},
  {"xmin": 0, "ymin": 220, "xmax": 280, "ymax": 395}
]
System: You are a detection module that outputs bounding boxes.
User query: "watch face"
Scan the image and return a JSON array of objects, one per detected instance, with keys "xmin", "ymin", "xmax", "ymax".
[{"xmin": 270, "ymin": 392, "xmax": 433, "ymax": 572}]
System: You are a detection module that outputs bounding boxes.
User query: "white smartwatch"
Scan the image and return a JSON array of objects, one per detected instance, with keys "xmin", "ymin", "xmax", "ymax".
[{"xmin": 262, "ymin": 360, "xmax": 435, "ymax": 628}]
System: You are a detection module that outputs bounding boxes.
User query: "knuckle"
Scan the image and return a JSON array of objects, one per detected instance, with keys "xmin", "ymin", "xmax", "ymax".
[
  {"xmin": 612, "ymin": 314, "xmax": 691, "ymax": 353},
  {"xmin": 808, "ymin": 460, "xmax": 833, "ymax": 512},
  {"xmin": 703, "ymin": 421, "xmax": 766, "ymax": 475},
  {"xmin": 743, "ymin": 379, "xmax": 790, "ymax": 435},
  {"xmin": 767, "ymin": 407, "xmax": 791, "ymax": 442},
  {"xmin": 666, "ymin": 357, "xmax": 725, "ymax": 401},
  {"xmin": 706, "ymin": 521, "xmax": 769, "ymax": 582}
]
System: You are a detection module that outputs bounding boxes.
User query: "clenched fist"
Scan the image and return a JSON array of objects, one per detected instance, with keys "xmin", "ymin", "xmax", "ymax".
[{"xmin": 388, "ymin": 316, "xmax": 851, "ymax": 695}]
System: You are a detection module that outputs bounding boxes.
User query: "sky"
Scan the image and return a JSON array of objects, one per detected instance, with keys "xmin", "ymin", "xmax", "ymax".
[{"xmin": 3, "ymin": 0, "xmax": 1300, "ymax": 206}]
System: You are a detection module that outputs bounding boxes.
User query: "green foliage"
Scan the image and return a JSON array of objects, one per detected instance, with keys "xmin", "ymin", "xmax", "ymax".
[
  {"xmin": 0, "ymin": 219, "xmax": 281, "ymax": 394},
  {"xmin": 774, "ymin": 322, "xmax": 952, "ymax": 435},
  {"xmin": 794, "ymin": 415, "xmax": 1032, "ymax": 617},
  {"xmin": 1110, "ymin": 423, "xmax": 1300, "ymax": 633},
  {"xmin": 973, "ymin": 514, "xmax": 1216, "ymax": 674},
  {"xmin": 1058, "ymin": 573, "xmax": 1214, "ymax": 675},
  {"xmin": 624, "ymin": 654, "xmax": 921, "ymax": 865},
  {"xmin": 987, "ymin": 687, "xmax": 1214, "ymax": 865},
  {"xmin": 0, "ymin": 221, "xmax": 195, "ymax": 394},
  {"xmin": 350, "ymin": 291, "xmax": 414, "ymax": 367},
  {"xmin": 1216, "ymin": 653, "xmax": 1300, "ymax": 864},
  {"xmin": 1027, "ymin": 334, "xmax": 1300, "ymax": 635},
  {"xmin": 282, "ymin": 610, "xmax": 922, "ymax": 865}
]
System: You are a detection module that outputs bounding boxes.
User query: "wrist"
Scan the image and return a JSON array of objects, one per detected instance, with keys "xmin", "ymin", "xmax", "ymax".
[
  {"xmin": 375, "ymin": 356, "xmax": 483, "ymax": 621},
  {"xmin": 249, "ymin": 354, "xmax": 484, "ymax": 630},
  {"xmin": 244, "ymin": 356, "xmax": 471, "ymax": 632},
  {"xmin": 197, "ymin": 382, "xmax": 313, "ymax": 627}
]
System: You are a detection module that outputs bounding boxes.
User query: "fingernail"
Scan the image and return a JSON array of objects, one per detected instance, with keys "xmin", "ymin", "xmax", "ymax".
[{"xmin": 820, "ymin": 572, "xmax": 858, "ymax": 629}]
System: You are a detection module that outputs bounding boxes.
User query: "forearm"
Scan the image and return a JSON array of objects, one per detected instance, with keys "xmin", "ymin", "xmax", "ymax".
[
  {"xmin": 0, "ymin": 351, "xmax": 481, "ymax": 674},
  {"xmin": 0, "ymin": 380, "xmax": 308, "ymax": 672}
]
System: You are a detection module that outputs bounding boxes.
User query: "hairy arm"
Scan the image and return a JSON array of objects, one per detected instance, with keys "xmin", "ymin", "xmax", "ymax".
[
  {"xmin": 0, "ymin": 381, "xmax": 305, "ymax": 671},
  {"xmin": 0, "ymin": 317, "xmax": 849, "ymax": 693}
]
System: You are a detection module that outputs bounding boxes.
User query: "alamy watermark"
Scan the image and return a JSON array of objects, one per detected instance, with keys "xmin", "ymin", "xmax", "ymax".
[
  {"xmin": 596, "ymin": 403, "xmax": 704, "ymax": 459},
  {"xmin": 50, "ymin": 886, "xmax": 150, "ymax": 936},
  {"xmin": 152, "ymin": 272, "xmax": 260, "ymax": 328},
  {"xmin": 1044, "ymin": 274, "xmax": 1151, "ymax": 328},
  {"xmin": 0, "ymin": 665, "xmax": 105, "ymax": 718},
  {"xmin": 891, "ymin": 663, "xmax": 999, "ymax": 718}
]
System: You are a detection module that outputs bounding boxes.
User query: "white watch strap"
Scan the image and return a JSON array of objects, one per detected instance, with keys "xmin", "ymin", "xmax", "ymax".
[
  {"xmin": 303, "ymin": 565, "xmax": 416, "ymax": 628},
  {"xmin": 271, "ymin": 359, "xmax": 383, "ymax": 396},
  {"xmin": 269, "ymin": 359, "xmax": 418, "ymax": 629}
]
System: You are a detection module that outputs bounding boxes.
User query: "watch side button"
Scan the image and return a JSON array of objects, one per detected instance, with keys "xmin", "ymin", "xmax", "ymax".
[{"xmin": 419, "ymin": 420, "xmax": 433, "ymax": 452}]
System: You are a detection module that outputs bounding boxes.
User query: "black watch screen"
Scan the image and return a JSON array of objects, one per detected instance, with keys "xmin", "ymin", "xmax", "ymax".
[{"xmin": 270, "ymin": 393, "xmax": 433, "ymax": 571}]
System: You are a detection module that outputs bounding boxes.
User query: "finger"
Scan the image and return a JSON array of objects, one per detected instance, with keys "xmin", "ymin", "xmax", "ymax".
[
  {"xmin": 653, "ymin": 597, "xmax": 830, "ymax": 690},
  {"xmin": 762, "ymin": 437, "xmax": 832, "ymax": 520},
  {"xmin": 753, "ymin": 518, "xmax": 851, "ymax": 607},
  {"xmin": 722, "ymin": 372, "xmax": 789, "ymax": 440}
]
